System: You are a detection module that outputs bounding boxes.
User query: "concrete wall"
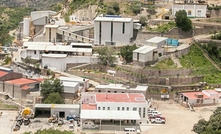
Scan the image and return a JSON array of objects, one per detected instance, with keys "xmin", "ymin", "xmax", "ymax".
[
  {"xmin": 0, "ymin": 72, "xmax": 23, "ymax": 81},
  {"xmin": 45, "ymin": 27, "xmax": 57, "ymax": 43},
  {"xmin": 51, "ymin": 107, "xmax": 80, "ymax": 118},
  {"xmin": 42, "ymin": 56, "xmax": 67, "ymax": 71}
]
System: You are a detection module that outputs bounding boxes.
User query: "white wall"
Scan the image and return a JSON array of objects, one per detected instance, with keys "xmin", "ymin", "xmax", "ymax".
[
  {"xmin": 64, "ymin": 84, "xmax": 79, "ymax": 94},
  {"xmin": 172, "ymin": 4, "xmax": 207, "ymax": 18},
  {"xmin": 24, "ymin": 50, "xmax": 41, "ymax": 60},
  {"xmin": 133, "ymin": 52, "xmax": 138, "ymax": 61},
  {"xmin": 45, "ymin": 27, "xmax": 57, "ymax": 43},
  {"xmin": 94, "ymin": 21, "xmax": 100, "ymax": 45},
  {"xmin": 42, "ymin": 57, "xmax": 66, "ymax": 71}
]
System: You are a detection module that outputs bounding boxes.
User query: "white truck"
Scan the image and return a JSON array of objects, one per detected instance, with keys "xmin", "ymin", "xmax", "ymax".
[
  {"xmin": 150, "ymin": 118, "xmax": 166, "ymax": 124},
  {"xmin": 148, "ymin": 110, "xmax": 162, "ymax": 116},
  {"xmin": 82, "ymin": 120, "xmax": 99, "ymax": 129}
]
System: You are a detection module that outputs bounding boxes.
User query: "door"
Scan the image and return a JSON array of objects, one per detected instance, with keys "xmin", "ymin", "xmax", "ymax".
[{"xmin": 197, "ymin": 10, "xmax": 201, "ymax": 17}]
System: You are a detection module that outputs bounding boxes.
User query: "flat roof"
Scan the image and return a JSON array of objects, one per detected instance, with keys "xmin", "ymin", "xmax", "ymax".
[
  {"xmin": 45, "ymin": 24, "xmax": 59, "ymax": 28},
  {"xmin": 133, "ymin": 46, "xmax": 156, "ymax": 54},
  {"xmin": 42, "ymin": 54, "xmax": 67, "ymax": 58},
  {"xmin": 34, "ymin": 104, "xmax": 80, "ymax": 109},
  {"xmin": 181, "ymin": 92, "xmax": 210, "ymax": 99},
  {"xmin": 59, "ymin": 76, "xmax": 89, "ymax": 82},
  {"xmin": 95, "ymin": 93, "xmax": 147, "ymax": 103},
  {"xmin": 146, "ymin": 37, "xmax": 168, "ymax": 43},
  {"xmin": 26, "ymin": 45, "xmax": 47, "ymax": 51},
  {"xmin": 81, "ymin": 110, "xmax": 141, "ymax": 120},
  {"xmin": 23, "ymin": 42, "xmax": 54, "ymax": 47},
  {"xmin": 94, "ymin": 17, "xmax": 132, "ymax": 22},
  {"xmin": 215, "ymin": 88, "xmax": 221, "ymax": 92},
  {"xmin": 5, "ymin": 78, "xmax": 39, "ymax": 86},
  {"xmin": 70, "ymin": 43, "xmax": 92, "ymax": 46},
  {"xmin": 82, "ymin": 104, "xmax": 97, "ymax": 110},
  {"xmin": 135, "ymin": 86, "xmax": 148, "ymax": 91},
  {"xmin": 63, "ymin": 81, "xmax": 79, "ymax": 87},
  {"xmin": 0, "ymin": 70, "xmax": 8, "ymax": 77}
]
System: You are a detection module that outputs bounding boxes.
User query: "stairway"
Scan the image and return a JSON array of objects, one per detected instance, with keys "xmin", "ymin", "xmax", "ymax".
[{"xmin": 170, "ymin": 54, "xmax": 182, "ymax": 68}]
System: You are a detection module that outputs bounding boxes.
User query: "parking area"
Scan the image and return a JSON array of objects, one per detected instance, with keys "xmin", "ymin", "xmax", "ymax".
[{"xmin": 0, "ymin": 110, "xmax": 18, "ymax": 134}]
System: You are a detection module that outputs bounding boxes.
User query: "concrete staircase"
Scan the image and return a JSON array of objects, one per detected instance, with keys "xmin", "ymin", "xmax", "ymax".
[{"xmin": 170, "ymin": 54, "xmax": 182, "ymax": 68}]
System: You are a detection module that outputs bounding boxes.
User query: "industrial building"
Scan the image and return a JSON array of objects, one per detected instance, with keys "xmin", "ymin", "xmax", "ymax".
[
  {"xmin": 34, "ymin": 104, "xmax": 80, "ymax": 118},
  {"xmin": 81, "ymin": 92, "xmax": 150, "ymax": 124},
  {"xmin": 94, "ymin": 17, "xmax": 134, "ymax": 46}
]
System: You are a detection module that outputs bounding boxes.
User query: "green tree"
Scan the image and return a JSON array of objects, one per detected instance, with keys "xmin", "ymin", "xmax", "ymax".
[
  {"xmin": 44, "ymin": 92, "xmax": 64, "ymax": 104},
  {"xmin": 40, "ymin": 78, "xmax": 64, "ymax": 98},
  {"xmin": 96, "ymin": 46, "xmax": 116, "ymax": 66},
  {"xmin": 120, "ymin": 45, "xmax": 137, "ymax": 63},
  {"xmin": 175, "ymin": 10, "xmax": 192, "ymax": 32},
  {"xmin": 131, "ymin": 2, "xmax": 141, "ymax": 15},
  {"xmin": 23, "ymin": 128, "xmax": 73, "ymax": 134},
  {"xmin": 139, "ymin": 16, "xmax": 147, "ymax": 26},
  {"xmin": 193, "ymin": 107, "xmax": 221, "ymax": 134}
]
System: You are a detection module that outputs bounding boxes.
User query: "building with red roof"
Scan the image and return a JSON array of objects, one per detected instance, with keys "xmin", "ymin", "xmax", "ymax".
[
  {"xmin": 81, "ymin": 92, "xmax": 149, "ymax": 124},
  {"xmin": 177, "ymin": 90, "xmax": 221, "ymax": 107},
  {"xmin": 4, "ymin": 78, "xmax": 40, "ymax": 98}
]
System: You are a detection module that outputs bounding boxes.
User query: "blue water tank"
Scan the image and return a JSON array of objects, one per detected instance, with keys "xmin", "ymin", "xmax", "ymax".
[{"xmin": 105, "ymin": 15, "xmax": 121, "ymax": 18}]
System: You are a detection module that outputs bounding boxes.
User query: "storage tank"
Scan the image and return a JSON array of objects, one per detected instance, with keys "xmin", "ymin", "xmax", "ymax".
[{"xmin": 23, "ymin": 17, "xmax": 30, "ymax": 37}]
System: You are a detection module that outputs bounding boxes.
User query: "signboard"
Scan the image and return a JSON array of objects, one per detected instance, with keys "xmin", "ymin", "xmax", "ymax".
[{"xmin": 161, "ymin": 94, "xmax": 169, "ymax": 99}]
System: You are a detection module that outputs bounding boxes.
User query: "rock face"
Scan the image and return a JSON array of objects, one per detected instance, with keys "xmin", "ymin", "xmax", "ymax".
[{"xmin": 0, "ymin": 0, "xmax": 63, "ymax": 9}]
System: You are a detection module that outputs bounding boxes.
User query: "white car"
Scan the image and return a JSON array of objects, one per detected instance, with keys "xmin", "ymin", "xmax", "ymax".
[
  {"xmin": 150, "ymin": 118, "xmax": 166, "ymax": 124},
  {"xmin": 148, "ymin": 110, "xmax": 162, "ymax": 116}
]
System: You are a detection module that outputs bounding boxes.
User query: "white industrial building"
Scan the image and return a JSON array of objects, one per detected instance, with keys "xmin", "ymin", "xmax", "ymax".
[
  {"xmin": 172, "ymin": 4, "xmax": 207, "ymax": 18},
  {"xmin": 34, "ymin": 104, "xmax": 80, "ymax": 118},
  {"xmin": 20, "ymin": 42, "xmax": 98, "ymax": 71},
  {"xmin": 94, "ymin": 17, "xmax": 134, "ymax": 46},
  {"xmin": 59, "ymin": 76, "xmax": 90, "ymax": 92},
  {"xmin": 133, "ymin": 37, "xmax": 167, "ymax": 65},
  {"xmin": 81, "ymin": 92, "xmax": 149, "ymax": 124},
  {"xmin": 95, "ymin": 84, "xmax": 148, "ymax": 95}
]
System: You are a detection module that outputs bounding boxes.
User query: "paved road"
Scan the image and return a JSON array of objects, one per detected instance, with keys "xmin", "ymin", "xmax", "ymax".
[{"xmin": 0, "ymin": 110, "xmax": 18, "ymax": 134}]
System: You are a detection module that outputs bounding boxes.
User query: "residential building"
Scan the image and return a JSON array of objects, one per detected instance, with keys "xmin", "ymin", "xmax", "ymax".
[
  {"xmin": 62, "ymin": 81, "xmax": 80, "ymax": 99},
  {"xmin": 4, "ymin": 78, "xmax": 40, "ymax": 98},
  {"xmin": 177, "ymin": 90, "xmax": 221, "ymax": 107},
  {"xmin": 34, "ymin": 104, "xmax": 80, "ymax": 118},
  {"xmin": 94, "ymin": 17, "xmax": 133, "ymax": 46},
  {"xmin": 81, "ymin": 92, "xmax": 149, "ymax": 124},
  {"xmin": 172, "ymin": 4, "xmax": 207, "ymax": 18}
]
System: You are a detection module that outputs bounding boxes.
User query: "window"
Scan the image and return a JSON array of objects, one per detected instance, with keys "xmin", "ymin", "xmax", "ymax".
[
  {"xmin": 34, "ymin": 50, "xmax": 36, "ymax": 54},
  {"xmin": 122, "ymin": 22, "xmax": 125, "ymax": 34},
  {"xmin": 117, "ymin": 107, "xmax": 120, "ymax": 110},
  {"xmin": 98, "ymin": 107, "xmax": 100, "ymax": 110},
  {"xmin": 139, "ymin": 107, "xmax": 141, "ymax": 116},
  {"xmin": 188, "ymin": 10, "xmax": 191, "ymax": 15},
  {"xmin": 99, "ymin": 21, "xmax": 102, "ymax": 44},
  {"xmin": 133, "ymin": 107, "xmax": 137, "ymax": 111},
  {"xmin": 111, "ymin": 22, "xmax": 113, "ymax": 42},
  {"xmin": 122, "ymin": 107, "xmax": 125, "ymax": 111},
  {"xmin": 127, "ymin": 107, "xmax": 129, "ymax": 111},
  {"xmin": 108, "ymin": 107, "xmax": 110, "ymax": 110},
  {"xmin": 86, "ymin": 98, "xmax": 89, "ymax": 101},
  {"xmin": 49, "ymin": 28, "xmax": 51, "ymax": 42},
  {"xmin": 103, "ymin": 107, "xmax": 105, "ymax": 110},
  {"xmin": 143, "ymin": 108, "xmax": 146, "ymax": 118}
]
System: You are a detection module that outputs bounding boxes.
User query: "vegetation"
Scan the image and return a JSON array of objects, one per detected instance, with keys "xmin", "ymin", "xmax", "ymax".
[
  {"xmin": 146, "ymin": 5, "xmax": 156, "ymax": 15},
  {"xmin": 139, "ymin": 16, "xmax": 147, "ymax": 26},
  {"xmin": 0, "ymin": 7, "xmax": 33, "ymax": 46},
  {"xmin": 211, "ymin": 31, "xmax": 221, "ymax": 40},
  {"xmin": 130, "ymin": 1, "xmax": 141, "ymax": 15},
  {"xmin": 49, "ymin": 3, "xmax": 62, "ymax": 12},
  {"xmin": 152, "ymin": 58, "xmax": 177, "ymax": 70},
  {"xmin": 180, "ymin": 45, "xmax": 221, "ymax": 83},
  {"xmin": 23, "ymin": 128, "xmax": 73, "ymax": 134},
  {"xmin": 120, "ymin": 45, "xmax": 137, "ymax": 63},
  {"xmin": 193, "ymin": 107, "xmax": 221, "ymax": 134},
  {"xmin": 40, "ymin": 78, "xmax": 64, "ymax": 98},
  {"xmin": 208, "ymin": 5, "xmax": 221, "ymax": 10},
  {"xmin": 146, "ymin": 22, "xmax": 176, "ymax": 33},
  {"xmin": 0, "ymin": 101, "xmax": 18, "ymax": 109},
  {"xmin": 44, "ymin": 92, "xmax": 64, "ymax": 104},
  {"xmin": 175, "ymin": 10, "xmax": 192, "ymax": 32},
  {"xmin": 69, "ymin": 0, "xmax": 97, "ymax": 14},
  {"xmin": 95, "ymin": 46, "xmax": 116, "ymax": 66},
  {"xmin": 3, "ymin": 56, "xmax": 12, "ymax": 65}
]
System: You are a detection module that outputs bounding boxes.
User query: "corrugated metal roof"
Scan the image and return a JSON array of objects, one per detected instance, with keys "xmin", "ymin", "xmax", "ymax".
[
  {"xmin": 94, "ymin": 17, "xmax": 132, "ymax": 22},
  {"xmin": 133, "ymin": 46, "xmax": 156, "ymax": 54},
  {"xmin": 80, "ymin": 110, "xmax": 141, "ymax": 120},
  {"xmin": 63, "ymin": 81, "xmax": 79, "ymax": 87},
  {"xmin": 146, "ymin": 37, "xmax": 168, "ymax": 43}
]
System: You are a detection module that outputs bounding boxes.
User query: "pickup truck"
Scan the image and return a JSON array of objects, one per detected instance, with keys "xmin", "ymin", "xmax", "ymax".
[
  {"xmin": 150, "ymin": 118, "xmax": 166, "ymax": 124},
  {"xmin": 148, "ymin": 110, "xmax": 162, "ymax": 116}
]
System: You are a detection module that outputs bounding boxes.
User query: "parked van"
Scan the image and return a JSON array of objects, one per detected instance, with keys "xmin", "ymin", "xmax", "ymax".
[
  {"xmin": 124, "ymin": 128, "xmax": 136, "ymax": 134},
  {"xmin": 82, "ymin": 120, "xmax": 99, "ymax": 129}
]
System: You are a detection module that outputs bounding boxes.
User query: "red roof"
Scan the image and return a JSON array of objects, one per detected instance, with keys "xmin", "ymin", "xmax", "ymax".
[
  {"xmin": 182, "ymin": 92, "xmax": 210, "ymax": 99},
  {"xmin": 35, "ymin": 78, "xmax": 44, "ymax": 82},
  {"xmin": 5, "ymin": 78, "xmax": 39, "ymax": 85},
  {"xmin": 21, "ymin": 85, "xmax": 30, "ymax": 90},
  {"xmin": 0, "ymin": 71, "xmax": 8, "ymax": 77},
  {"xmin": 95, "ymin": 93, "xmax": 146, "ymax": 103},
  {"xmin": 82, "ymin": 104, "xmax": 97, "ymax": 110}
]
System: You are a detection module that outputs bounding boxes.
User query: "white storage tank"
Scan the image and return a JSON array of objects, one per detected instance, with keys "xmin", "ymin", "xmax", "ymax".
[{"xmin": 23, "ymin": 17, "xmax": 30, "ymax": 37}]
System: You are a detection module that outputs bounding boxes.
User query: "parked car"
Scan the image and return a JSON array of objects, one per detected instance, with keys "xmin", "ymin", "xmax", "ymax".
[
  {"xmin": 82, "ymin": 120, "xmax": 99, "ymax": 129},
  {"xmin": 150, "ymin": 118, "xmax": 166, "ymax": 124},
  {"xmin": 148, "ymin": 110, "xmax": 162, "ymax": 116},
  {"xmin": 148, "ymin": 115, "xmax": 165, "ymax": 120}
]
